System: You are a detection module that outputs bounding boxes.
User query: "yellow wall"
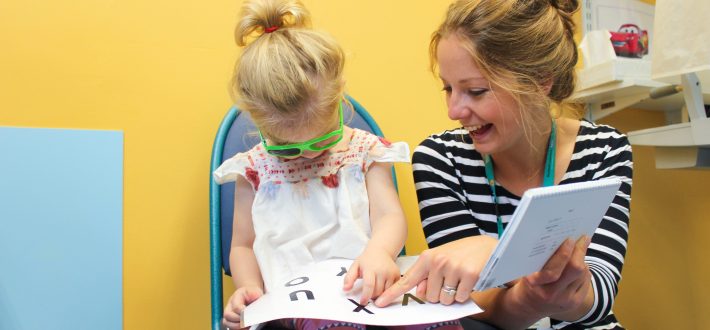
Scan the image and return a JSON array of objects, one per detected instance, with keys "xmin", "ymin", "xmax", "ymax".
[
  {"xmin": 599, "ymin": 109, "xmax": 710, "ymax": 329},
  {"xmin": 2, "ymin": 0, "xmax": 709, "ymax": 329}
]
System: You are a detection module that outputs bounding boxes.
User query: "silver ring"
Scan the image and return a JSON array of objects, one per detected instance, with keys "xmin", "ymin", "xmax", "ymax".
[{"xmin": 441, "ymin": 284, "xmax": 457, "ymax": 296}]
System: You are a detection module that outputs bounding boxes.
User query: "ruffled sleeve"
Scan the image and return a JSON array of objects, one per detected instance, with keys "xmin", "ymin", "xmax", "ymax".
[
  {"xmin": 212, "ymin": 153, "xmax": 250, "ymax": 184},
  {"xmin": 366, "ymin": 137, "xmax": 410, "ymax": 166}
]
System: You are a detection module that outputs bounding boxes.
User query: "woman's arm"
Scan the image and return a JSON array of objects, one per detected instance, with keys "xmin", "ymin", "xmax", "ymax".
[
  {"xmin": 473, "ymin": 128, "xmax": 633, "ymax": 328},
  {"xmin": 567, "ymin": 129, "xmax": 633, "ymax": 325},
  {"xmin": 469, "ymin": 236, "xmax": 593, "ymax": 329}
]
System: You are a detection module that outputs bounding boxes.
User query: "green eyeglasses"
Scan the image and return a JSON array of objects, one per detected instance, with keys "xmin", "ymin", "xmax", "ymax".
[{"xmin": 259, "ymin": 102, "xmax": 344, "ymax": 157}]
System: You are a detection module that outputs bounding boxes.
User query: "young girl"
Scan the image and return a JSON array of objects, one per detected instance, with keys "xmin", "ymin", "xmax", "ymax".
[{"xmin": 214, "ymin": 1, "xmax": 464, "ymax": 330}]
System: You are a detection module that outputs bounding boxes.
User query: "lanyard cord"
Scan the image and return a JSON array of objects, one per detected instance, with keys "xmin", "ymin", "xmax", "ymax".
[{"xmin": 484, "ymin": 120, "xmax": 557, "ymax": 238}]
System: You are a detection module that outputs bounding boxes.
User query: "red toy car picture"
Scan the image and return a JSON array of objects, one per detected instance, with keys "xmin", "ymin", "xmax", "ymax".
[{"xmin": 609, "ymin": 23, "xmax": 649, "ymax": 58}]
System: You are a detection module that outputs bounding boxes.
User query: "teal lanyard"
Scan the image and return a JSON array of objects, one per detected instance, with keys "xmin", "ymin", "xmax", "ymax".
[{"xmin": 484, "ymin": 121, "xmax": 557, "ymax": 238}]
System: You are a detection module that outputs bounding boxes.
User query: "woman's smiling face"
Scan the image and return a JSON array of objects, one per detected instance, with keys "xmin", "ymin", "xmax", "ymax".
[{"xmin": 436, "ymin": 35, "xmax": 528, "ymax": 156}]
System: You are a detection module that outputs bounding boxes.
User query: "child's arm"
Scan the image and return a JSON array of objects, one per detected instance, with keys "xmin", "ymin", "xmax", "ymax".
[
  {"xmin": 343, "ymin": 162, "xmax": 407, "ymax": 304},
  {"xmin": 223, "ymin": 176, "xmax": 264, "ymax": 330}
]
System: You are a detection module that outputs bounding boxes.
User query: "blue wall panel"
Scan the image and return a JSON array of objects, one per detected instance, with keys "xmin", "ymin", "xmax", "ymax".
[{"xmin": 0, "ymin": 127, "xmax": 123, "ymax": 330}]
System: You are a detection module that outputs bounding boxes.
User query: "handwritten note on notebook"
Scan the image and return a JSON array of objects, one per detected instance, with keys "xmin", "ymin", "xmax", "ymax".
[{"xmin": 474, "ymin": 178, "xmax": 622, "ymax": 291}]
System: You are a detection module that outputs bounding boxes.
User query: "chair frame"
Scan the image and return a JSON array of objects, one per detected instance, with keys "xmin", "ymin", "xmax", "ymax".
[{"xmin": 209, "ymin": 96, "xmax": 393, "ymax": 330}]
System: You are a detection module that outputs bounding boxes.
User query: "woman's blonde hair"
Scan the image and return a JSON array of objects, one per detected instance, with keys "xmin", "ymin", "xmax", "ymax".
[
  {"xmin": 232, "ymin": 0, "xmax": 346, "ymax": 141},
  {"xmin": 430, "ymin": 0, "xmax": 581, "ymax": 135}
]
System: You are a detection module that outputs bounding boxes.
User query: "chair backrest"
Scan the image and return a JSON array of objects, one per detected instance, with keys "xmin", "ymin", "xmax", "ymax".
[{"xmin": 208, "ymin": 96, "xmax": 397, "ymax": 330}]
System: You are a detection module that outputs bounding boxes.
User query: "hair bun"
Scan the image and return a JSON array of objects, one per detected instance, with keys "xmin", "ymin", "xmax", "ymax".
[
  {"xmin": 550, "ymin": 0, "xmax": 579, "ymax": 15},
  {"xmin": 235, "ymin": 0, "xmax": 311, "ymax": 46}
]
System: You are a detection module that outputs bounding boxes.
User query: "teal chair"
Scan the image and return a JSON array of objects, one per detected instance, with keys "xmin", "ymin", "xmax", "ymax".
[{"xmin": 209, "ymin": 96, "xmax": 399, "ymax": 330}]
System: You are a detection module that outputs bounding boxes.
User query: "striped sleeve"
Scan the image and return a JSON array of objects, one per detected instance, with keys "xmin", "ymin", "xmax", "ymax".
[
  {"xmin": 565, "ymin": 123, "xmax": 633, "ymax": 328},
  {"xmin": 412, "ymin": 132, "xmax": 480, "ymax": 247}
]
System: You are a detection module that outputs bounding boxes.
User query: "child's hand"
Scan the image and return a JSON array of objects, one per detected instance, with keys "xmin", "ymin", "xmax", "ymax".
[
  {"xmin": 343, "ymin": 246, "xmax": 400, "ymax": 305},
  {"xmin": 222, "ymin": 286, "xmax": 263, "ymax": 330}
]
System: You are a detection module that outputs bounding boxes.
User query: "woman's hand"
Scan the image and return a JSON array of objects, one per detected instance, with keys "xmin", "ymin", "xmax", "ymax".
[
  {"xmin": 374, "ymin": 235, "xmax": 498, "ymax": 307},
  {"xmin": 343, "ymin": 246, "xmax": 401, "ymax": 305},
  {"xmin": 507, "ymin": 235, "xmax": 594, "ymax": 321},
  {"xmin": 222, "ymin": 286, "xmax": 264, "ymax": 330}
]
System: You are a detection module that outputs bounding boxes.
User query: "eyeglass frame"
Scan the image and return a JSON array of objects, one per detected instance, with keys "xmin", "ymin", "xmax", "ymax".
[{"xmin": 258, "ymin": 102, "xmax": 344, "ymax": 157}]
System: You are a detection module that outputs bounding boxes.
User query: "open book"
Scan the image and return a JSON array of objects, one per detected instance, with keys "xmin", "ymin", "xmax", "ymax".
[
  {"xmin": 244, "ymin": 257, "xmax": 483, "ymax": 327},
  {"xmin": 474, "ymin": 178, "xmax": 622, "ymax": 291}
]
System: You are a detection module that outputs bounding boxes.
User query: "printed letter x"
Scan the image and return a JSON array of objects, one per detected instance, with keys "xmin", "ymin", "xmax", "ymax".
[{"xmin": 347, "ymin": 299, "xmax": 374, "ymax": 314}]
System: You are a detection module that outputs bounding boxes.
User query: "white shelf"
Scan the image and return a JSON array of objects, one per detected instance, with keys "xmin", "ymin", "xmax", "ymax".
[
  {"xmin": 572, "ymin": 64, "xmax": 710, "ymax": 169},
  {"xmin": 627, "ymin": 118, "xmax": 710, "ymax": 147},
  {"xmin": 571, "ymin": 59, "xmax": 710, "ymax": 121},
  {"xmin": 628, "ymin": 118, "xmax": 710, "ymax": 168}
]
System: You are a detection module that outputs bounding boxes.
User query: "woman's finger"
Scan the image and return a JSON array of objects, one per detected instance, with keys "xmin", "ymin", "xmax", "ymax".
[
  {"xmin": 436, "ymin": 264, "xmax": 460, "ymax": 305},
  {"xmin": 379, "ymin": 274, "xmax": 397, "ymax": 299},
  {"xmin": 546, "ymin": 235, "xmax": 592, "ymax": 289},
  {"xmin": 425, "ymin": 265, "xmax": 444, "ymax": 303},
  {"xmin": 438, "ymin": 280, "xmax": 459, "ymax": 305},
  {"xmin": 455, "ymin": 273, "xmax": 475, "ymax": 303},
  {"xmin": 374, "ymin": 259, "xmax": 429, "ymax": 307},
  {"xmin": 527, "ymin": 238, "xmax": 575, "ymax": 285}
]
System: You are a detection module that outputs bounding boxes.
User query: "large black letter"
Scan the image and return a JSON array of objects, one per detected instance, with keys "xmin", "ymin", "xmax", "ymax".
[
  {"xmin": 336, "ymin": 267, "xmax": 347, "ymax": 277},
  {"xmin": 289, "ymin": 290, "xmax": 315, "ymax": 301},
  {"xmin": 402, "ymin": 293, "xmax": 425, "ymax": 306},
  {"xmin": 347, "ymin": 299, "xmax": 374, "ymax": 314},
  {"xmin": 285, "ymin": 277, "xmax": 309, "ymax": 287}
]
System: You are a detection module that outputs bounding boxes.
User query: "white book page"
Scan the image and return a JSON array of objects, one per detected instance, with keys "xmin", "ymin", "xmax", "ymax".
[{"xmin": 243, "ymin": 257, "xmax": 483, "ymax": 327}]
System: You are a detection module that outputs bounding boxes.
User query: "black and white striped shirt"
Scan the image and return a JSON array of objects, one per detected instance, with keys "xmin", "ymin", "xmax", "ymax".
[{"xmin": 413, "ymin": 120, "xmax": 632, "ymax": 330}]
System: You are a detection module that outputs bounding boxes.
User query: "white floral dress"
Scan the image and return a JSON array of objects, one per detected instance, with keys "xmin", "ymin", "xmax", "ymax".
[{"xmin": 213, "ymin": 129, "xmax": 409, "ymax": 292}]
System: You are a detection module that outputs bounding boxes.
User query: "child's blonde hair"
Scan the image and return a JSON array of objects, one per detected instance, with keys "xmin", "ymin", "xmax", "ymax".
[{"xmin": 232, "ymin": 0, "xmax": 346, "ymax": 141}]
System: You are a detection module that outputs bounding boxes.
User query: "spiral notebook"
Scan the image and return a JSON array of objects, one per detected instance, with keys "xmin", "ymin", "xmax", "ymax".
[{"xmin": 473, "ymin": 178, "xmax": 622, "ymax": 291}]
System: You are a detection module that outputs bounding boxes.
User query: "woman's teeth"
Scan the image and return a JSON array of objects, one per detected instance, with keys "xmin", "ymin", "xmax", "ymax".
[{"xmin": 465, "ymin": 125, "xmax": 486, "ymax": 133}]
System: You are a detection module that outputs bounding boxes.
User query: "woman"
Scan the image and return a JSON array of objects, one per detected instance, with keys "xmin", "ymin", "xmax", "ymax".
[{"xmin": 375, "ymin": 0, "xmax": 632, "ymax": 329}]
